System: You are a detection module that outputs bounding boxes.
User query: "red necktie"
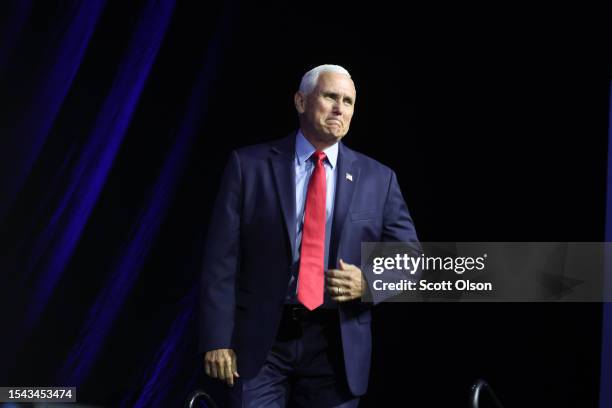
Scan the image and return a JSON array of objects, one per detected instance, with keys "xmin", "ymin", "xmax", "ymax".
[{"xmin": 297, "ymin": 151, "xmax": 327, "ymax": 310}]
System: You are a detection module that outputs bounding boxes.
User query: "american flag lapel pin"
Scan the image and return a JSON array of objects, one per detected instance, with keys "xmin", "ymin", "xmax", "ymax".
[{"xmin": 346, "ymin": 173, "xmax": 353, "ymax": 181}]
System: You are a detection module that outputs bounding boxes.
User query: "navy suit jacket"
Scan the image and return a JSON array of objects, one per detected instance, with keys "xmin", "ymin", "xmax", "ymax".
[{"xmin": 199, "ymin": 133, "xmax": 419, "ymax": 396}]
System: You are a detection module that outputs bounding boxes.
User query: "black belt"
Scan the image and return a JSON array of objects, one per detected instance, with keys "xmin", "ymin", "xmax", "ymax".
[{"xmin": 282, "ymin": 304, "xmax": 337, "ymax": 322}]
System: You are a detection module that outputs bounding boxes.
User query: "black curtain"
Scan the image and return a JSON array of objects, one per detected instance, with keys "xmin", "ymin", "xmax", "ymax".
[{"xmin": 0, "ymin": 1, "xmax": 610, "ymax": 406}]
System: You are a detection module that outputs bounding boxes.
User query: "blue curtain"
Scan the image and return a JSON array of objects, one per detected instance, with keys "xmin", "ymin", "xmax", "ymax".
[{"xmin": 0, "ymin": 1, "xmax": 234, "ymax": 405}]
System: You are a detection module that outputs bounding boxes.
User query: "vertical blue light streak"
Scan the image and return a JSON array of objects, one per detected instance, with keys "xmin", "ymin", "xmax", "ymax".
[
  {"xmin": 23, "ymin": 0, "xmax": 175, "ymax": 334},
  {"xmin": 129, "ymin": 289, "xmax": 196, "ymax": 408},
  {"xmin": 58, "ymin": 0, "xmax": 232, "ymax": 389},
  {"xmin": 0, "ymin": 0, "xmax": 106, "ymax": 223}
]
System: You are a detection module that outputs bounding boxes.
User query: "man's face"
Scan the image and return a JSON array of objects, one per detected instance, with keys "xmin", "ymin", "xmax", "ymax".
[{"xmin": 295, "ymin": 72, "xmax": 356, "ymax": 145}]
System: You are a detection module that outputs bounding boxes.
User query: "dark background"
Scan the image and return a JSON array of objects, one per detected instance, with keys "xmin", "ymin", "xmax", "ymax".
[{"xmin": 1, "ymin": 1, "xmax": 611, "ymax": 406}]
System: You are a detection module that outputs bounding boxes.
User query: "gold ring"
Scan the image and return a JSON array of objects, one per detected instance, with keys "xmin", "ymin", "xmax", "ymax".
[{"xmin": 336, "ymin": 287, "xmax": 340, "ymax": 295}]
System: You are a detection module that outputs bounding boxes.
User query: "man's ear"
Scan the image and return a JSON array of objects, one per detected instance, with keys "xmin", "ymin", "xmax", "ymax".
[{"xmin": 294, "ymin": 91, "xmax": 306, "ymax": 114}]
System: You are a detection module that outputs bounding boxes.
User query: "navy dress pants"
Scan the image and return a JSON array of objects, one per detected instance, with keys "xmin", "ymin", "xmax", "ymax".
[{"xmin": 227, "ymin": 306, "xmax": 360, "ymax": 408}]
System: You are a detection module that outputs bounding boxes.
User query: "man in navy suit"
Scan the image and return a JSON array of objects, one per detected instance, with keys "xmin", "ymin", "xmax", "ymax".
[{"xmin": 200, "ymin": 64, "xmax": 419, "ymax": 407}]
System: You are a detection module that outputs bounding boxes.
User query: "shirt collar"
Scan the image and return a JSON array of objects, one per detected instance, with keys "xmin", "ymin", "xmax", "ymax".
[{"xmin": 295, "ymin": 130, "xmax": 339, "ymax": 168}]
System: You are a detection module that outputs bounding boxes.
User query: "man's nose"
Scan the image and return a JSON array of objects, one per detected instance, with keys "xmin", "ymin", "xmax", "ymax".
[{"xmin": 332, "ymin": 101, "xmax": 344, "ymax": 114}]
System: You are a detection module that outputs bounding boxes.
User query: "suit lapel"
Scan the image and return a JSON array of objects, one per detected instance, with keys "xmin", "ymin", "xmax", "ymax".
[
  {"xmin": 270, "ymin": 134, "xmax": 298, "ymax": 258},
  {"xmin": 269, "ymin": 136, "xmax": 360, "ymax": 266},
  {"xmin": 330, "ymin": 143, "xmax": 360, "ymax": 267}
]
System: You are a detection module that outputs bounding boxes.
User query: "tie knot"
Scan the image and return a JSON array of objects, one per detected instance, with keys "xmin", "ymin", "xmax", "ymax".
[{"xmin": 311, "ymin": 151, "xmax": 326, "ymax": 164}]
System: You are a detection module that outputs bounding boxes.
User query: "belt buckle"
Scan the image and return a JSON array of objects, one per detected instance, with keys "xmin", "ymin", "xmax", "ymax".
[{"xmin": 290, "ymin": 306, "xmax": 306, "ymax": 321}]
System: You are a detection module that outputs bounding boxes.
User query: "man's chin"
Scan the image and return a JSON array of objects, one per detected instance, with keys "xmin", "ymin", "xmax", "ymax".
[{"xmin": 331, "ymin": 132, "xmax": 346, "ymax": 141}]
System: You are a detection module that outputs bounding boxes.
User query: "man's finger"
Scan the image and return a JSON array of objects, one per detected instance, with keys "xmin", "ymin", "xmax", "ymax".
[
  {"xmin": 339, "ymin": 258, "xmax": 356, "ymax": 270},
  {"xmin": 325, "ymin": 277, "xmax": 348, "ymax": 287},
  {"xmin": 327, "ymin": 273, "xmax": 356, "ymax": 287},
  {"xmin": 220, "ymin": 359, "xmax": 229, "ymax": 383},
  {"xmin": 326, "ymin": 283, "xmax": 351, "ymax": 296},
  {"xmin": 331, "ymin": 286, "xmax": 353, "ymax": 298},
  {"xmin": 204, "ymin": 361, "xmax": 211, "ymax": 377},
  {"xmin": 210, "ymin": 362, "xmax": 218, "ymax": 379},
  {"xmin": 332, "ymin": 294, "xmax": 352, "ymax": 302},
  {"xmin": 224, "ymin": 357, "xmax": 234, "ymax": 386},
  {"xmin": 232, "ymin": 352, "xmax": 240, "ymax": 378},
  {"xmin": 326, "ymin": 269, "xmax": 351, "ymax": 281}
]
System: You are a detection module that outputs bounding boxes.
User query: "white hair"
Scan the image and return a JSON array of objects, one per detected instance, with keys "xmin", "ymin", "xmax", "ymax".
[{"xmin": 298, "ymin": 64, "xmax": 351, "ymax": 95}]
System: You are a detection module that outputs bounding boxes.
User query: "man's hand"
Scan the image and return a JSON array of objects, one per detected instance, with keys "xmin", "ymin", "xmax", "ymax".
[
  {"xmin": 204, "ymin": 348, "xmax": 239, "ymax": 387},
  {"xmin": 326, "ymin": 259, "xmax": 366, "ymax": 302}
]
